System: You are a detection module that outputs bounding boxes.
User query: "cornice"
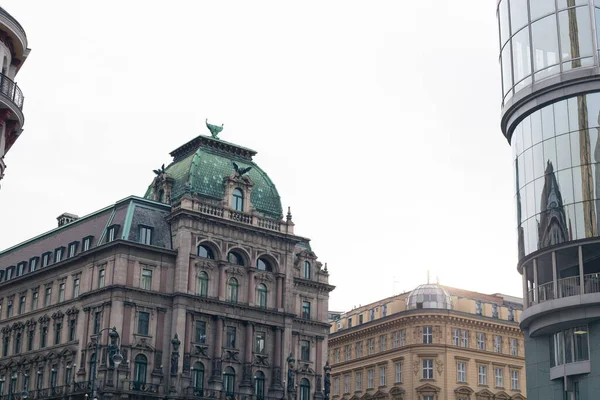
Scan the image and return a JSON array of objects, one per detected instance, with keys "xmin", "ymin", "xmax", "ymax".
[{"xmin": 293, "ymin": 277, "xmax": 335, "ymax": 293}]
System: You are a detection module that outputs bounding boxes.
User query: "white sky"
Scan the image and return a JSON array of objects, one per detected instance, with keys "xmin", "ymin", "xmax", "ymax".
[{"xmin": 0, "ymin": 1, "xmax": 518, "ymax": 311}]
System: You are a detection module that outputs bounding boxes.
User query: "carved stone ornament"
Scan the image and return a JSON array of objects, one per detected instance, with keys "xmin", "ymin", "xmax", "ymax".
[
  {"xmin": 12, "ymin": 321, "xmax": 24, "ymax": 331},
  {"xmin": 38, "ymin": 315, "xmax": 50, "ymax": 325},
  {"xmin": 223, "ymin": 349, "xmax": 240, "ymax": 363},
  {"xmin": 254, "ymin": 354, "xmax": 269, "ymax": 367},
  {"xmin": 413, "ymin": 360, "xmax": 419, "ymax": 376},
  {"xmin": 195, "ymin": 260, "xmax": 215, "ymax": 270},
  {"xmin": 255, "ymin": 272, "xmax": 274, "ymax": 283},
  {"xmin": 436, "ymin": 359, "xmax": 444, "ymax": 374},
  {"xmin": 192, "ymin": 344, "xmax": 209, "ymax": 358},
  {"xmin": 25, "ymin": 318, "xmax": 37, "ymax": 329},
  {"xmin": 66, "ymin": 307, "xmax": 80, "ymax": 316},
  {"xmin": 297, "ymin": 363, "xmax": 315, "ymax": 375},
  {"xmin": 133, "ymin": 337, "xmax": 155, "ymax": 351},
  {"xmin": 227, "ymin": 266, "xmax": 245, "ymax": 277},
  {"xmin": 52, "ymin": 310, "xmax": 65, "ymax": 320},
  {"xmin": 87, "ymin": 337, "xmax": 98, "ymax": 350},
  {"xmin": 1, "ymin": 325, "xmax": 11, "ymax": 335}
]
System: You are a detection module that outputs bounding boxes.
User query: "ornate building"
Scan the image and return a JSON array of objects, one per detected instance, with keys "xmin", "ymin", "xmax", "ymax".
[
  {"xmin": 328, "ymin": 284, "xmax": 526, "ymax": 400},
  {"xmin": 0, "ymin": 7, "xmax": 29, "ymax": 186},
  {"xmin": 0, "ymin": 124, "xmax": 334, "ymax": 400}
]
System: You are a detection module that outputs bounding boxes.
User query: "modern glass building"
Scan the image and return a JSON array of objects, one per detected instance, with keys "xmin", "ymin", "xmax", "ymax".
[{"xmin": 497, "ymin": 0, "xmax": 600, "ymax": 399}]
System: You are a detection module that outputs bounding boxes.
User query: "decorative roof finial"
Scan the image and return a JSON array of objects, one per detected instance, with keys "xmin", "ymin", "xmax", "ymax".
[
  {"xmin": 206, "ymin": 118, "xmax": 224, "ymax": 139},
  {"xmin": 232, "ymin": 161, "xmax": 252, "ymax": 177},
  {"xmin": 287, "ymin": 207, "xmax": 293, "ymax": 222},
  {"xmin": 324, "ymin": 262, "xmax": 328, "ymax": 272}
]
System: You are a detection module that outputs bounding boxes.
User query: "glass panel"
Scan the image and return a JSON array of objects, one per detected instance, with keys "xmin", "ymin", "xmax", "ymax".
[
  {"xmin": 502, "ymin": 44, "xmax": 513, "ymax": 95},
  {"xmin": 574, "ymin": 326, "xmax": 589, "ymax": 361},
  {"xmin": 555, "ymin": 100, "xmax": 570, "ymax": 135},
  {"xmin": 532, "ymin": 15, "xmax": 560, "ymax": 74},
  {"xmin": 523, "ymin": 114, "xmax": 533, "ymax": 150},
  {"xmin": 499, "ymin": 0, "xmax": 511, "ymax": 45},
  {"xmin": 534, "ymin": 176, "xmax": 545, "ymax": 215},
  {"xmin": 528, "ymin": 216, "xmax": 540, "ymax": 252},
  {"xmin": 534, "ymin": 64, "xmax": 561, "ymax": 81},
  {"xmin": 512, "ymin": 27, "xmax": 532, "ymax": 86},
  {"xmin": 524, "ymin": 147, "xmax": 534, "ymax": 184},
  {"xmin": 586, "ymin": 92, "xmax": 600, "ymax": 132},
  {"xmin": 563, "ymin": 56, "xmax": 595, "ymax": 71},
  {"xmin": 542, "ymin": 104, "xmax": 556, "ymax": 141},
  {"xmin": 544, "ymin": 137, "xmax": 558, "ymax": 172},
  {"xmin": 558, "ymin": 0, "xmax": 589, "ymax": 9},
  {"xmin": 533, "ymin": 142, "xmax": 546, "ymax": 180},
  {"xmin": 574, "ymin": 201, "xmax": 586, "ymax": 239},
  {"xmin": 531, "ymin": 0, "xmax": 556, "ymax": 20},
  {"xmin": 532, "ymin": 110, "xmax": 543, "ymax": 144},
  {"xmin": 511, "ymin": 0, "xmax": 529, "ymax": 32},
  {"xmin": 559, "ymin": 7, "xmax": 593, "ymax": 63},
  {"xmin": 514, "ymin": 119, "xmax": 524, "ymax": 156},
  {"xmin": 572, "ymin": 130, "xmax": 582, "ymax": 166},
  {"xmin": 556, "ymin": 134, "xmax": 573, "ymax": 171},
  {"xmin": 596, "ymin": 8, "xmax": 600, "ymax": 51}
]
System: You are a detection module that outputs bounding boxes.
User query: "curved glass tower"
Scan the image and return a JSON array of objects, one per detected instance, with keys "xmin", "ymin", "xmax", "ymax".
[{"xmin": 498, "ymin": 0, "xmax": 600, "ymax": 398}]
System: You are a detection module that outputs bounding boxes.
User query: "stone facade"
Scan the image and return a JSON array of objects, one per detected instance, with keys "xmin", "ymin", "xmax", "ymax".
[
  {"xmin": 328, "ymin": 285, "xmax": 526, "ymax": 400},
  {"xmin": 0, "ymin": 134, "xmax": 334, "ymax": 400}
]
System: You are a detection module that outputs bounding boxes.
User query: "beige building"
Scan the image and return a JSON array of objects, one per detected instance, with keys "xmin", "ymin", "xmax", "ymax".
[
  {"xmin": 328, "ymin": 284, "xmax": 525, "ymax": 400},
  {"xmin": 0, "ymin": 127, "xmax": 334, "ymax": 400}
]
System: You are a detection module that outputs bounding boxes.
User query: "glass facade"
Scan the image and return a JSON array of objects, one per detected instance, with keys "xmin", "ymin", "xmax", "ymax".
[
  {"xmin": 497, "ymin": 0, "xmax": 600, "ymax": 103},
  {"xmin": 512, "ymin": 92, "xmax": 600, "ymax": 258},
  {"xmin": 406, "ymin": 284, "xmax": 452, "ymax": 310}
]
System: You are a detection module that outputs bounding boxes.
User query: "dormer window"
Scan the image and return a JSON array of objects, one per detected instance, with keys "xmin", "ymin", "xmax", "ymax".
[
  {"xmin": 106, "ymin": 225, "xmax": 120, "ymax": 243},
  {"xmin": 17, "ymin": 262, "xmax": 26, "ymax": 277},
  {"xmin": 55, "ymin": 247, "xmax": 64, "ymax": 263},
  {"xmin": 41, "ymin": 252, "xmax": 52, "ymax": 268},
  {"xmin": 232, "ymin": 189, "xmax": 244, "ymax": 212},
  {"xmin": 82, "ymin": 236, "xmax": 93, "ymax": 252},
  {"xmin": 139, "ymin": 226, "xmax": 153, "ymax": 245},
  {"xmin": 68, "ymin": 242, "xmax": 78, "ymax": 258},
  {"xmin": 197, "ymin": 244, "xmax": 215, "ymax": 259},
  {"xmin": 303, "ymin": 261, "xmax": 311, "ymax": 279},
  {"xmin": 29, "ymin": 257, "xmax": 39, "ymax": 272},
  {"xmin": 256, "ymin": 257, "xmax": 273, "ymax": 272},
  {"xmin": 6, "ymin": 266, "xmax": 14, "ymax": 280}
]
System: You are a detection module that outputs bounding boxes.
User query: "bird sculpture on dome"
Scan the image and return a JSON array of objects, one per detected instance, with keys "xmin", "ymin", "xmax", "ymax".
[
  {"xmin": 153, "ymin": 164, "xmax": 166, "ymax": 176},
  {"xmin": 232, "ymin": 161, "xmax": 252, "ymax": 177},
  {"xmin": 206, "ymin": 118, "xmax": 224, "ymax": 139}
]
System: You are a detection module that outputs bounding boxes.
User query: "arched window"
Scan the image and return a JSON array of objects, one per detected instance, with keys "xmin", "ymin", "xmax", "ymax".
[
  {"xmin": 223, "ymin": 366, "xmax": 236, "ymax": 396},
  {"xmin": 14, "ymin": 332, "xmax": 21, "ymax": 354},
  {"xmin": 254, "ymin": 371, "xmax": 265, "ymax": 400},
  {"xmin": 192, "ymin": 362, "xmax": 205, "ymax": 394},
  {"xmin": 256, "ymin": 284, "xmax": 267, "ymax": 308},
  {"xmin": 227, "ymin": 251, "xmax": 245, "ymax": 266},
  {"xmin": 89, "ymin": 353, "xmax": 97, "ymax": 382},
  {"xmin": 300, "ymin": 378, "xmax": 311, "ymax": 400},
  {"xmin": 303, "ymin": 261, "xmax": 311, "ymax": 279},
  {"xmin": 256, "ymin": 258, "xmax": 273, "ymax": 272},
  {"xmin": 232, "ymin": 189, "xmax": 244, "ymax": 212},
  {"xmin": 197, "ymin": 244, "xmax": 215, "ymax": 259},
  {"xmin": 158, "ymin": 189, "xmax": 164, "ymax": 203},
  {"xmin": 228, "ymin": 278, "xmax": 239, "ymax": 302},
  {"xmin": 197, "ymin": 272, "xmax": 209, "ymax": 297},
  {"xmin": 134, "ymin": 354, "xmax": 148, "ymax": 384}
]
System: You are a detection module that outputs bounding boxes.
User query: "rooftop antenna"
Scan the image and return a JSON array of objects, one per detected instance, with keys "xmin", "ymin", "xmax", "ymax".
[
  {"xmin": 427, "ymin": 270, "xmax": 430, "ymax": 284},
  {"xmin": 436, "ymin": 275, "xmax": 440, "ymax": 285}
]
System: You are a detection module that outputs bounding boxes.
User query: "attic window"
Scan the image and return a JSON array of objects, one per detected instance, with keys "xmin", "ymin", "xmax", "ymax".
[
  {"xmin": 232, "ymin": 189, "xmax": 244, "ymax": 212},
  {"xmin": 106, "ymin": 225, "xmax": 120, "ymax": 243}
]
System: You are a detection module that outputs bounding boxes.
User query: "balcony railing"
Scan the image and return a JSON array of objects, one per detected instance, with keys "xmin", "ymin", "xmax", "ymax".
[
  {"xmin": 0, "ymin": 73, "xmax": 23, "ymax": 111},
  {"xmin": 538, "ymin": 281, "xmax": 554, "ymax": 303},
  {"xmin": 584, "ymin": 273, "xmax": 600, "ymax": 294},
  {"xmin": 557, "ymin": 276, "xmax": 580, "ymax": 298},
  {"xmin": 129, "ymin": 381, "xmax": 160, "ymax": 393},
  {"xmin": 195, "ymin": 202, "xmax": 284, "ymax": 232},
  {"xmin": 183, "ymin": 389, "xmax": 282, "ymax": 400}
]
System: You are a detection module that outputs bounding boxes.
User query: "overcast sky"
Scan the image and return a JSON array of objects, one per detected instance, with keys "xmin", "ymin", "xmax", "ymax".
[{"xmin": 0, "ymin": 1, "xmax": 517, "ymax": 311}]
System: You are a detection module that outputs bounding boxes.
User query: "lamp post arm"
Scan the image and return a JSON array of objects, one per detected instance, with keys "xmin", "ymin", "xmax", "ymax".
[{"xmin": 90, "ymin": 327, "xmax": 121, "ymax": 400}]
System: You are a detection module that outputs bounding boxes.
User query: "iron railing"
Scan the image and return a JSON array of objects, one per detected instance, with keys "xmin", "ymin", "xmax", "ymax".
[
  {"xmin": 557, "ymin": 276, "xmax": 580, "ymax": 298},
  {"xmin": 128, "ymin": 381, "xmax": 160, "ymax": 393},
  {"xmin": 0, "ymin": 73, "xmax": 23, "ymax": 110},
  {"xmin": 584, "ymin": 273, "xmax": 600, "ymax": 294},
  {"xmin": 183, "ymin": 389, "xmax": 284, "ymax": 400},
  {"xmin": 537, "ymin": 281, "xmax": 554, "ymax": 303}
]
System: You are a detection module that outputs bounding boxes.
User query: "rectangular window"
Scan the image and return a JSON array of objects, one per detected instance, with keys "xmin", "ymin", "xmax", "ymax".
[
  {"xmin": 492, "ymin": 304, "xmax": 499, "ymax": 318},
  {"xmin": 226, "ymin": 327, "xmax": 236, "ymax": 348},
  {"xmin": 195, "ymin": 321, "xmax": 206, "ymax": 343},
  {"xmin": 58, "ymin": 283, "xmax": 65, "ymax": 302},
  {"xmin": 345, "ymin": 345, "xmax": 351, "ymax": 361},
  {"xmin": 393, "ymin": 332, "xmax": 399, "ymax": 348},
  {"xmin": 19, "ymin": 296, "xmax": 25, "ymax": 315},
  {"xmin": 477, "ymin": 332, "xmax": 486, "ymax": 350},
  {"xmin": 6, "ymin": 299, "xmax": 12, "ymax": 317},
  {"xmin": 343, "ymin": 375, "xmax": 350, "ymax": 394},
  {"xmin": 478, "ymin": 365, "xmax": 487, "ymax": 385},
  {"xmin": 6, "ymin": 267, "xmax": 13, "ymax": 280},
  {"xmin": 369, "ymin": 309, "xmax": 375, "ymax": 321},
  {"xmin": 453, "ymin": 328, "xmax": 460, "ymax": 346},
  {"xmin": 423, "ymin": 326, "xmax": 432, "ymax": 344},
  {"xmin": 511, "ymin": 370, "xmax": 519, "ymax": 390},
  {"xmin": 55, "ymin": 248, "xmax": 63, "ymax": 263},
  {"xmin": 108, "ymin": 227, "xmax": 116, "ymax": 242},
  {"xmin": 355, "ymin": 371, "xmax": 362, "ymax": 391},
  {"xmin": 300, "ymin": 340, "xmax": 310, "ymax": 361},
  {"xmin": 302, "ymin": 301, "xmax": 311, "ymax": 320},
  {"xmin": 508, "ymin": 307, "xmax": 514, "ymax": 321},
  {"xmin": 255, "ymin": 332, "xmax": 265, "ymax": 354},
  {"xmin": 461, "ymin": 330, "xmax": 469, "ymax": 347},
  {"xmin": 68, "ymin": 243, "xmax": 77, "ymax": 258},
  {"xmin": 510, "ymin": 338, "xmax": 518, "ymax": 356},
  {"xmin": 44, "ymin": 287, "xmax": 52, "ymax": 307},
  {"xmin": 495, "ymin": 367, "xmax": 503, "ymax": 388},
  {"xmin": 36, "ymin": 370, "xmax": 43, "ymax": 389},
  {"xmin": 395, "ymin": 362, "xmax": 402, "ymax": 383},
  {"xmin": 40, "ymin": 327, "xmax": 48, "ymax": 348},
  {"xmin": 82, "ymin": 237, "xmax": 92, "ymax": 252},
  {"xmin": 367, "ymin": 369, "xmax": 374, "ymax": 389},
  {"xmin": 494, "ymin": 335, "xmax": 502, "ymax": 353},
  {"xmin": 333, "ymin": 377, "xmax": 339, "ymax": 396},
  {"xmin": 358, "ymin": 314, "xmax": 363, "ymax": 324},
  {"xmin": 65, "ymin": 368, "xmax": 72, "ymax": 386},
  {"xmin": 368, "ymin": 338, "xmax": 375, "ymax": 354},
  {"xmin": 379, "ymin": 335, "xmax": 386, "ymax": 352},
  {"xmin": 54, "ymin": 323, "xmax": 62, "ymax": 345},
  {"xmin": 69, "ymin": 319, "xmax": 76, "ymax": 341},
  {"xmin": 141, "ymin": 269, "xmax": 152, "ymax": 290},
  {"xmin": 98, "ymin": 269, "xmax": 105, "ymax": 288},
  {"xmin": 400, "ymin": 329, "xmax": 406, "ymax": 346},
  {"xmin": 356, "ymin": 342, "xmax": 362, "ymax": 358},
  {"xmin": 93, "ymin": 311, "xmax": 102, "ymax": 334},
  {"xmin": 476, "ymin": 301, "xmax": 482, "ymax": 315},
  {"xmin": 379, "ymin": 366, "xmax": 386, "ymax": 386},
  {"xmin": 139, "ymin": 226, "xmax": 153, "ymax": 245},
  {"xmin": 73, "ymin": 278, "xmax": 80, "ymax": 298},
  {"xmin": 334, "ymin": 349, "xmax": 340, "ymax": 363},
  {"xmin": 17, "ymin": 262, "xmax": 25, "ymax": 277},
  {"xmin": 422, "ymin": 359, "xmax": 434, "ymax": 379},
  {"xmin": 29, "ymin": 258, "xmax": 38, "ymax": 272},
  {"xmin": 382, "ymin": 304, "xmax": 387, "ymax": 317},
  {"xmin": 3, "ymin": 337, "xmax": 8, "ymax": 356},
  {"xmin": 41, "ymin": 253, "xmax": 51, "ymax": 268},
  {"xmin": 457, "ymin": 362, "xmax": 466, "ymax": 383},
  {"xmin": 347, "ymin": 317, "xmax": 353, "ymax": 328},
  {"xmin": 138, "ymin": 312, "xmax": 150, "ymax": 335},
  {"xmin": 50, "ymin": 366, "xmax": 57, "ymax": 388},
  {"xmin": 27, "ymin": 331, "xmax": 34, "ymax": 351}
]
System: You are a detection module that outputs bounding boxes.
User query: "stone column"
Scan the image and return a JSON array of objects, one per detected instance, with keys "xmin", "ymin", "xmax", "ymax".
[
  {"xmin": 209, "ymin": 317, "xmax": 224, "ymax": 389},
  {"xmin": 218, "ymin": 262, "xmax": 227, "ymax": 301},
  {"xmin": 276, "ymin": 276, "xmax": 284, "ymax": 310},
  {"xmin": 248, "ymin": 270, "xmax": 256, "ymax": 306},
  {"xmin": 270, "ymin": 327, "xmax": 284, "ymax": 395},
  {"xmin": 240, "ymin": 323, "xmax": 254, "ymax": 393},
  {"xmin": 314, "ymin": 336, "xmax": 324, "ymax": 400}
]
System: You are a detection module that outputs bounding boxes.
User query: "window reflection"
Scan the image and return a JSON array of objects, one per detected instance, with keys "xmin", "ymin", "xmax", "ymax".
[
  {"xmin": 530, "ymin": 0, "xmax": 555, "ymax": 21},
  {"xmin": 512, "ymin": 28, "xmax": 532, "ymax": 87},
  {"xmin": 510, "ymin": 0, "xmax": 529, "ymax": 33},
  {"xmin": 558, "ymin": 8, "xmax": 593, "ymax": 65},
  {"xmin": 532, "ymin": 15, "xmax": 559, "ymax": 75},
  {"xmin": 499, "ymin": 0, "xmax": 511, "ymax": 46}
]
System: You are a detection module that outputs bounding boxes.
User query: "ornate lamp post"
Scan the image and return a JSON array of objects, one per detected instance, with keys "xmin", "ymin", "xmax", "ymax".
[{"xmin": 90, "ymin": 327, "xmax": 123, "ymax": 400}]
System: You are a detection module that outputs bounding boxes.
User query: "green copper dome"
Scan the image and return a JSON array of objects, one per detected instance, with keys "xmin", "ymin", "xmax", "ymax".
[{"xmin": 144, "ymin": 135, "xmax": 283, "ymax": 219}]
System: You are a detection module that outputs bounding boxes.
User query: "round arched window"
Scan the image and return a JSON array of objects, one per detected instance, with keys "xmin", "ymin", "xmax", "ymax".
[
  {"xmin": 232, "ymin": 189, "xmax": 244, "ymax": 211},
  {"xmin": 300, "ymin": 378, "xmax": 311, "ymax": 400},
  {"xmin": 257, "ymin": 284, "xmax": 267, "ymax": 308},
  {"xmin": 254, "ymin": 370, "xmax": 265, "ymax": 399},
  {"xmin": 197, "ymin": 244, "xmax": 215, "ymax": 259},
  {"xmin": 303, "ymin": 261, "xmax": 311, "ymax": 279},
  {"xmin": 224, "ymin": 366, "xmax": 236, "ymax": 395},
  {"xmin": 197, "ymin": 271, "xmax": 209, "ymax": 297},
  {"xmin": 228, "ymin": 251, "xmax": 245, "ymax": 266},
  {"xmin": 192, "ymin": 362, "xmax": 204, "ymax": 393},
  {"xmin": 228, "ymin": 278, "xmax": 239, "ymax": 302},
  {"xmin": 256, "ymin": 257, "xmax": 272, "ymax": 272},
  {"xmin": 134, "ymin": 354, "xmax": 148, "ymax": 385}
]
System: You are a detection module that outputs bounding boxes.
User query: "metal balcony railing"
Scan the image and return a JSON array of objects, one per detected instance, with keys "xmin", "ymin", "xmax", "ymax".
[{"xmin": 0, "ymin": 73, "xmax": 23, "ymax": 110}]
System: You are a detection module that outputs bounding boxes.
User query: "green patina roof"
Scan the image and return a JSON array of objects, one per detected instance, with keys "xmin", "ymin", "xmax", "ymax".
[{"xmin": 144, "ymin": 136, "xmax": 283, "ymax": 218}]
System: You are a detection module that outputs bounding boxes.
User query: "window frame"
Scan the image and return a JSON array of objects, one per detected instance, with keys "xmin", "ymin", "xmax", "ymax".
[
  {"xmin": 82, "ymin": 236, "xmax": 93, "ymax": 252},
  {"xmin": 422, "ymin": 326, "xmax": 433, "ymax": 344},
  {"xmin": 232, "ymin": 188, "xmax": 244, "ymax": 212},
  {"xmin": 457, "ymin": 361, "xmax": 466, "ymax": 383},
  {"xmin": 422, "ymin": 359, "xmax": 434, "ymax": 380},
  {"xmin": 138, "ymin": 311, "xmax": 150, "ymax": 336},
  {"xmin": 141, "ymin": 268, "xmax": 153, "ymax": 290},
  {"xmin": 139, "ymin": 225, "xmax": 153, "ymax": 246},
  {"xmin": 478, "ymin": 365, "xmax": 487, "ymax": 385}
]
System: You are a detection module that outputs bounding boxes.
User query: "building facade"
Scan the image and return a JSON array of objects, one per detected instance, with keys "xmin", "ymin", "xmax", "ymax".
[
  {"xmin": 328, "ymin": 284, "xmax": 525, "ymax": 400},
  {"xmin": 496, "ymin": 0, "xmax": 600, "ymax": 398},
  {"xmin": 0, "ymin": 129, "xmax": 334, "ymax": 400},
  {"xmin": 0, "ymin": 7, "xmax": 29, "ymax": 186}
]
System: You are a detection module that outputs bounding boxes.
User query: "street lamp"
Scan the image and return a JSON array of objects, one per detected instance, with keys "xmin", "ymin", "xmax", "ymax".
[{"xmin": 90, "ymin": 327, "xmax": 123, "ymax": 400}]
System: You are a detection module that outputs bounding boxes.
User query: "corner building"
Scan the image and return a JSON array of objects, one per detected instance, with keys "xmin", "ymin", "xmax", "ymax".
[
  {"xmin": 497, "ymin": 0, "xmax": 600, "ymax": 398},
  {"xmin": 328, "ymin": 284, "xmax": 526, "ymax": 400},
  {"xmin": 0, "ymin": 131, "xmax": 334, "ymax": 400}
]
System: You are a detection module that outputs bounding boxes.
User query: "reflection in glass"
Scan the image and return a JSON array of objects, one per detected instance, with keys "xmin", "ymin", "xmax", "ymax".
[
  {"xmin": 531, "ymin": 0, "xmax": 555, "ymax": 20},
  {"xmin": 558, "ymin": 7, "xmax": 593, "ymax": 66},
  {"xmin": 532, "ymin": 15, "xmax": 559, "ymax": 74},
  {"xmin": 533, "ymin": 143, "xmax": 545, "ymax": 180},
  {"xmin": 557, "ymin": 0, "xmax": 589, "ymax": 9},
  {"xmin": 501, "ymin": 45, "xmax": 513, "ymax": 96},
  {"xmin": 554, "ymin": 100, "xmax": 570, "ymax": 135},
  {"xmin": 513, "ymin": 28, "xmax": 532, "ymax": 86},
  {"xmin": 531, "ymin": 110, "xmax": 543, "ymax": 144},
  {"xmin": 542, "ymin": 105, "xmax": 556, "ymax": 140},
  {"xmin": 499, "ymin": 0, "xmax": 511, "ymax": 46},
  {"xmin": 537, "ymin": 162, "xmax": 569, "ymax": 247},
  {"xmin": 556, "ymin": 134, "xmax": 572, "ymax": 171},
  {"xmin": 544, "ymin": 138, "xmax": 558, "ymax": 171},
  {"xmin": 510, "ymin": 0, "xmax": 529, "ymax": 33}
]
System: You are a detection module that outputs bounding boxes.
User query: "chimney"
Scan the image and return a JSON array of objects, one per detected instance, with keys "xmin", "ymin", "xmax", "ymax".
[{"xmin": 57, "ymin": 213, "xmax": 79, "ymax": 227}]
